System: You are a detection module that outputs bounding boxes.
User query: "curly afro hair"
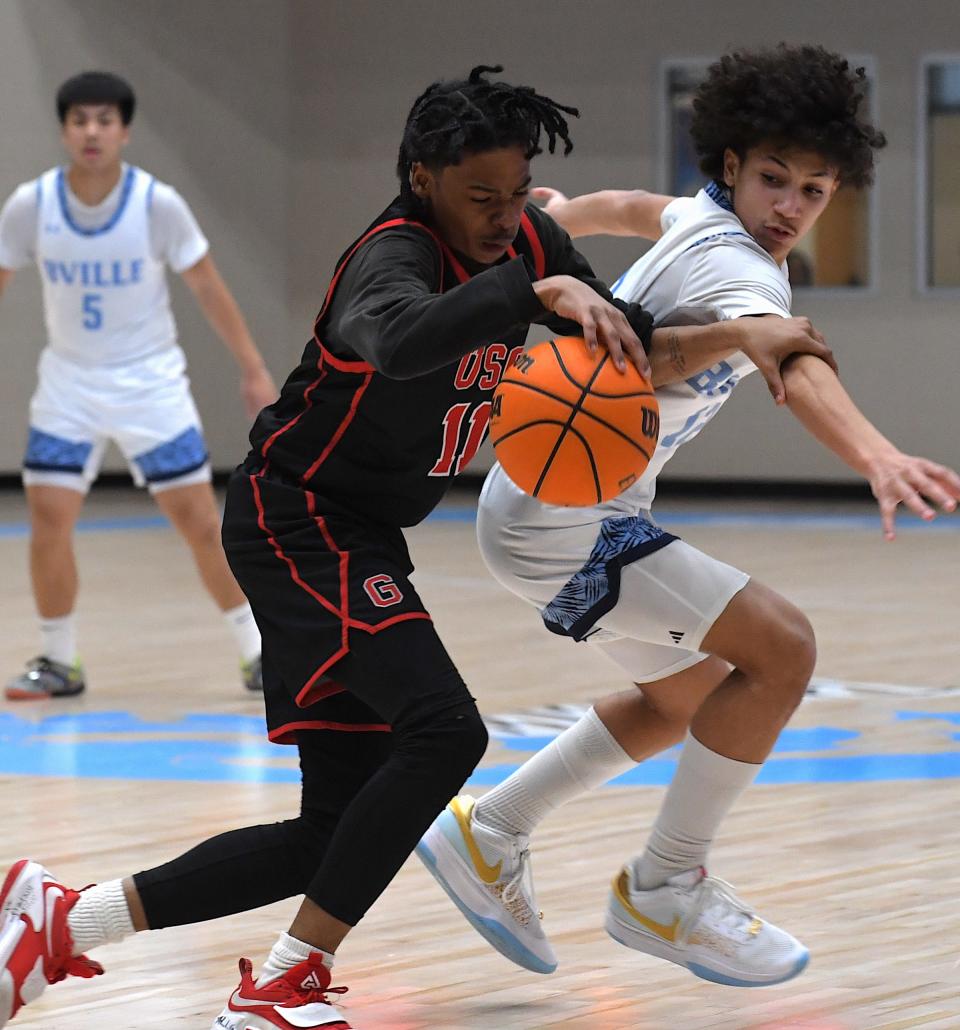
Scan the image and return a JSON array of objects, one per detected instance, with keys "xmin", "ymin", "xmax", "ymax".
[{"xmin": 690, "ymin": 44, "xmax": 886, "ymax": 188}]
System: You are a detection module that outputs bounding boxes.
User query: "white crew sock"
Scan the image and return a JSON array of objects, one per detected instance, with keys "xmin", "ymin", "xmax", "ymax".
[
  {"xmin": 474, "ymin": 706, "xmax": 635, "ymax": 838},
  {"xmin": 67, "ymin": 879, "xmax": 135, "ymax": 955},
  {"xmin": 257, "ymin": 932, "xmax": 334, "ymax": 987},
  {"xmin": 223, "ymin": 602, "xmax": 261, "ymax": 663},
  {"xmin": 631, "ymin": 733, "xmax": 761, "ymax": 890},
  {"xmin": 39, "ymin": 614, "xmax": 77, "ymax": 666}
]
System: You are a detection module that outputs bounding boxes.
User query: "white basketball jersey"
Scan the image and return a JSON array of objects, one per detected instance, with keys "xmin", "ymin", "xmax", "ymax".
[
  {"xmin": 479, "ymin": 182, "xmax": 793, "ymax": 541},
  {"xmin": 35, "ymin": 166, "xmax": 178, "ymax": 366}
]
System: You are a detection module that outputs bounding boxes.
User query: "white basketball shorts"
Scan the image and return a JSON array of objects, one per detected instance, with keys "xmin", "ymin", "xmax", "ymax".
[
  {"xmin": 22, "ymin": 346, "xmax": 212, "ymax": 495},
  {"xmin": 477, "ymin": 505, "xmax": 749, "ymax": 684}
]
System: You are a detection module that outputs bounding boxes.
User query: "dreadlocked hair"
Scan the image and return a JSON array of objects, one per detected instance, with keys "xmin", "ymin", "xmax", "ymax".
[
  {"xmin": 397, "ymin": 65, "xmax": 578, "ymax": 199},
  {"xmin": 691, "ymin": 44, "xmax": 887, "ymax": 188}
]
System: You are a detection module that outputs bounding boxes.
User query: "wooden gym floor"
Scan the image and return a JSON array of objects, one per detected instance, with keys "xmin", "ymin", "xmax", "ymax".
[{"xmin": 0, "ymin": 484, "xmax": 957, "ymax": 1029}]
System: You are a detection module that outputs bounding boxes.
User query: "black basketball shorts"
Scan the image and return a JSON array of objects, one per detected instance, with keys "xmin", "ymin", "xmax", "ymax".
[{"xmin": 221, "ymin": 470, "xmax": 472, "ymax": 743}]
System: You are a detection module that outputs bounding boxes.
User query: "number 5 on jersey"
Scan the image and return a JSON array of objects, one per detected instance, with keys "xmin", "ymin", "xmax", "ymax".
[{"xmin": 82, "ymin": 293, "xmax": 103, "ymax": 330}]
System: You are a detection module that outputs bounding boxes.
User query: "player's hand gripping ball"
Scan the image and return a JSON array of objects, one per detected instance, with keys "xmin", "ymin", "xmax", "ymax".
[{"xmin": 491, "ymin": 337, "xmax": 659, "ymax": 506}]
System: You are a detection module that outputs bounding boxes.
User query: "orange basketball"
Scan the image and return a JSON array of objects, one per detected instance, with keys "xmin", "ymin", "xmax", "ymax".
[{"xmin": 491, "ymin": 336, "xmax": 659, "ymax": 506}]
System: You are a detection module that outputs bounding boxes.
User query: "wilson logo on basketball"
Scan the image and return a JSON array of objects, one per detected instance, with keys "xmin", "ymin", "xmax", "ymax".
[{"xmin": 641, "ymin": 408, "xmax": 660, "ymax": 440}]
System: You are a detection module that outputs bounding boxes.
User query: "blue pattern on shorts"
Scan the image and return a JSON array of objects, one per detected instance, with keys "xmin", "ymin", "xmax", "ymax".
[
  {"xmin": 541, "ymin": 516, "xmax": 677, "ymax": 642},
  {"xmin": 134, "ymin": 427, "xmax": 208, "ymax": 482},
  {"xmin": 23, "ymin": 428, "xmax": 93, "ymax": 474}
]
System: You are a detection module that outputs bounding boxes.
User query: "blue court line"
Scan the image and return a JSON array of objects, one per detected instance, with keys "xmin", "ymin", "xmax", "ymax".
[
  {"xmin": 470, "ymin": 751, "xmax": 960, "ymax": 787},
  {"xmin": 500, "ymin": 726, "xmax": 860, "ymax": 753},
  {"xmin": 0, "ymin": 509, "xmax": 955, "ymax": 537},
  {"xmin": 427, "ymin": 508, "xmax": 960, "ymax": 531},
  {"xmin": 0, "ymin": 516, "xmax": 169, "ymax": 538},
  {"xmin": 2, "ymin": 710, "xmax": 959, "ymax": 785}
]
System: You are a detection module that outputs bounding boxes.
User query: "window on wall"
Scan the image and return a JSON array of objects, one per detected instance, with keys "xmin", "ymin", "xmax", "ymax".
[
  {"xmin": 662, "ymin": 60, "xmax": 875, "ymax": 289},
  {"xmin": 924, "ymin": 60, "xmax": 960, "ymax": 288}
]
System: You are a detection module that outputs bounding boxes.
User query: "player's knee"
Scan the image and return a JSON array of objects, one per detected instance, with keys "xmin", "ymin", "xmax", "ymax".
[
  {"xmin": 395, "ymin": 700, "xmax": 488, "ymax": 787},
  {"xmin": 29, "ymin": 498, "xmax": 77, "ymax": 540},
  {"xmin": 773, "ymin": 601, "xmax": 816, "ymax": 671},
  {"xmin": 174, "ymin": 504, "xmax": 222, "ymax": 549},
  {"xmin": 277, "ymin": 816, "xmax": 331, "ymax": 889},
  {"xmin": 762, "ymin": 601, "xmax": 816, "ymax": 706},
  {"xmin": 637, "ymin": 688, "xmax": 697, "ymax": 736}
]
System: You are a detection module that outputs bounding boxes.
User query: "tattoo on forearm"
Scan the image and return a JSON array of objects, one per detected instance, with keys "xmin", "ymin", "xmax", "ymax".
[{"xmin": 668, "ymin": 330, "xmax": 686, "ymax": 377}]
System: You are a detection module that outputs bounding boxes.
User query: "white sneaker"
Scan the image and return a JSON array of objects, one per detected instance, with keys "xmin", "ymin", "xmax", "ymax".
[
  {"xmin": 416, "ymin": 795, "xmax": 557, "ymax": 974},
  {"xmin": 605, "ymin": 866, "xmax": 809, "ymax": 987}
]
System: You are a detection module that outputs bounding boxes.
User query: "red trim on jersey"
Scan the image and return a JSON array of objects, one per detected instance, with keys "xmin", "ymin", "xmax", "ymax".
[
  {"xmin": 300, "ymin": 369, "xmax": 374, "ymax": 484},
  {"xmin": 436, "ymin": 240, "xmax": 471, "ymax": 284},
  {"xmin": 313, "ymin": 218, "xmax": 443, "ymax": 327},
  {"xmin": 250, "ymin": 475, "xmax": 343, "ymax": 620},
  {"xmin": 260, "ymin": 217, "xmax": 447, "ymax": 464},
  {"xmin": 311, "ymin": 343, "xmax": 373, "ymax": 374},
  {"xmin": 518, "ymin": 212, "xmax": 545, "ymax": 279},
  {"xmin": 269, "ymin": 719, "xmax": 391, "ymax": 745},
  {"xmin": 259, "ymin": 368, "xmax": 327, "ymax": 459}
]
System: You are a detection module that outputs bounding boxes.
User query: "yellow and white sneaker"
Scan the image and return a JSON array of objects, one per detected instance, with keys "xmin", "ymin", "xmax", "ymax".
[
  {"xmin": 605, "ymin": 866, "xmax": 809, "ymax": 987},
  {"xmin": 416, "ymin": 795, "xmax": 557, "ymax": 974}
]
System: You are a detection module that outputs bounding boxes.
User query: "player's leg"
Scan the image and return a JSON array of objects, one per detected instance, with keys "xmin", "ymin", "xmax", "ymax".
[
  {"xmin": 199, "ymin": 621, "xmax": 485, "ymax": 1028},
  {"xmin": 6, "ymin": 416, "xmax": 104, "ymax": 699},
  {"xmin": 150, "ymin": 478, "xmax": 262, "ymax": 690},
  {"xmin": 0, "ymin": 703, "xmax": 390, "ymax": 1027},
  {"xmin": 26, "ymin": 484, "xmax": 85, "ymax": 623},
  {"xmin": 602, "ymin": 580, "xmax": 814, "ymax": 987},
  {"xmin": 205, "ymin": 471, "xmax": 487, "ymax": 1025},
  {"xmin": 117, "ymin": 368, "xmax": 263, "ymax": 691},
  {"xmin": 418, "ymin": 649, "xmax": 723, "ymax": 973}
]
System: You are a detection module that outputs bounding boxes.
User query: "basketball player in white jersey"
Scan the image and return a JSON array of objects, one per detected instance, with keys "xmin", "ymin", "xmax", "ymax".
[
  {"xmin": 0, "ymin": 71, "xmax": 277, "ymax": 698},
  {"xmin": 419, "ymin": 45, "xmax": 960, "ymax": 987}
]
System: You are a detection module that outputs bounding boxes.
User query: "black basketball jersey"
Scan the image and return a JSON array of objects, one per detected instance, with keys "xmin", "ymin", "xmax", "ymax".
[{"xmin": 246, "ymin": 198, "xmax": 652, "ymax": 527}]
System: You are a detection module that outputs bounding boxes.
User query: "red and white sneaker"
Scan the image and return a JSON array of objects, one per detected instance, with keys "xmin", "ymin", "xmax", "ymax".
[
  {"xmin": 0, "ymin": 860, "xmax": 103, "ymax": 1027},
  {"xmin": 211, "ymin": 955, "xmax": 351, "ymax": 1029}
]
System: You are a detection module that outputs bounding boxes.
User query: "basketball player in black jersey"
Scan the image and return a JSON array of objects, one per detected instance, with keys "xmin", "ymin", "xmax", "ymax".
[{"xmin": 0, "ymin": 66, "xmax": 828, "ymax": 1029}]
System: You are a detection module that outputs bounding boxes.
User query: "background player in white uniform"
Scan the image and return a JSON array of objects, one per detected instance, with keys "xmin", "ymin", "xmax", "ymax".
[
  {"xmin": 419, "ymin": 45, "xmax": 960, "ymax": 987},
  {"xmin": 0, "ymin": 72, "xmax": 278, "ymax": 698}
]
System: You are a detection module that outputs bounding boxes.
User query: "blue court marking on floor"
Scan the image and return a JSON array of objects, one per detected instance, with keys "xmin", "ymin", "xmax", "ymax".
[
  {"xmin": 426, "ymin": 508, "xmax": 960, "ymax": 531},
  {"xmin": 1, "ymin": 710, "xmax": 959, "ymax": 786},
  {"xmin": 468, "ymin": 751, "xmax": 960, "ymax": 787},
  {"xmin": 0, "ymin": 508, "xmax": 957, "ymax": 537},
  {"xmin": 0, "ymin": 516, "xmax": 169, "ymax": 538},
  {"xmin": 499, "ymin": 726, "xmax": 860, "ymax": 754}
]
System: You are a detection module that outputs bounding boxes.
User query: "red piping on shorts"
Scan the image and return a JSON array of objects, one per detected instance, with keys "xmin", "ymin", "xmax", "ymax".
[
  {"xmin": 249, "ymin": 475, "xmax": 344, "ymax": 620},
  {"xmin": 269, "ymin": 718, "xmax": 391, "ymax": 745}
]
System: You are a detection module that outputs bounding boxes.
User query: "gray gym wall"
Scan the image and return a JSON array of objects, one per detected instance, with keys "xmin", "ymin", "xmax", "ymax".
[{"xmin": 1, "ymin": 0, "xmax": 956, "ymax": 484}]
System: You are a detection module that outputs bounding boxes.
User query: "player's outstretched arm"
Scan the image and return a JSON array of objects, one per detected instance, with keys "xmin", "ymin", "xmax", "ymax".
[
  {"xmin": 532, "ymin": 187, "xmax": 676, "ymax": 240},
  {"xmin": 648, "ymin": 314, "xmax": 834, "ymax": 400},
  {"xmin": 782, "ymin": 353, "xmax": 960, "ymax": 540},
  {"xmin": 180, "ymin": 254, "xmax": 278, "ymax": 418}
]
